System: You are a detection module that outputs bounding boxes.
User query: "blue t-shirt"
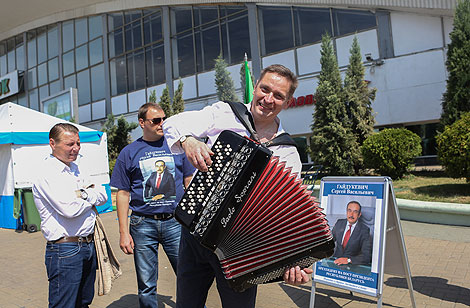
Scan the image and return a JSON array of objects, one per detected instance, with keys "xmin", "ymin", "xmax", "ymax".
[{"xmin": 110, "ymin": 136, "xmax": 194, "ymax": 215}]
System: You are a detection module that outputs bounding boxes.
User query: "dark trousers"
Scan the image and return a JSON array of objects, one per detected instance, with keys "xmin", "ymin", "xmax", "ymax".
[{"xmin": 176, "ymin": 228, "xmax": 257, "ymax": 308}]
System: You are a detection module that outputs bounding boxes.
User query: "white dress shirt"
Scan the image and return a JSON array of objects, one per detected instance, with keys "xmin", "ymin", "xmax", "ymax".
[
  {"xmin": 32, "ymin": 155, "xmax": 108, "ymax": 241},
  {"xmin": 163, "ymin": 101, "xmax": 302, "ymax": 176},
  {"xmin": 341, "ymin": 221, "xmax": 358, "ymax": 244}
]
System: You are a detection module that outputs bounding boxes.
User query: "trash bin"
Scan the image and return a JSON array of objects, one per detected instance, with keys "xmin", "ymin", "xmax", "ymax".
[{"xmin": 14, "ymin": 188, "xmax": 41, "ymax": 233}]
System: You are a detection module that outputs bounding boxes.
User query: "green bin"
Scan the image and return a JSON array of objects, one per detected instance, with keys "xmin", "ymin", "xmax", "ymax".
[{"xmin": 14, "ymin": 188, "xmax": 41, "ymax": 233}]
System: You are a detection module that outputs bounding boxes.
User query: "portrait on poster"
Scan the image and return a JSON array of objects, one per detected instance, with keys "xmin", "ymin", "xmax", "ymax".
[
  {"xmin": 139, "ymin": 155, "xmax": 177, "ymax": 206},
  {"xmin": 314, "ymin": 180, "xmax": 385, "ymax": 296}
]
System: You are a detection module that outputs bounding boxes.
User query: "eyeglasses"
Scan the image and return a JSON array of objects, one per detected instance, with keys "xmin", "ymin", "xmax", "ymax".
[{"xmin": 146, "ymin": 117, "xmax": 167, "ymax": 125}]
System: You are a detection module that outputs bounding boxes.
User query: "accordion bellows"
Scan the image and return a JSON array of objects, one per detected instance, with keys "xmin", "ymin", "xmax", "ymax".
[{"xmin": 176, "ymin": 130, "xmax": 334, "ymax": 291}]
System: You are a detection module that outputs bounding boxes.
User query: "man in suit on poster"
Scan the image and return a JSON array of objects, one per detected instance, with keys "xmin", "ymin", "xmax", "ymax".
[
  {"xmin": 144, "ymin": 160, "xmax": 176, "ymax": 200},
  {"xmin": 332, "ymin": 200, "xmax": 372, "ymax": 265}
]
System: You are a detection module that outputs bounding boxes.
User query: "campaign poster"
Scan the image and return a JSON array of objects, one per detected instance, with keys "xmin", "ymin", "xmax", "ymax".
[
  {"xmin": 139, "ymin": 155, "xmax": 177, "ymax": 207},
  {"xmin": 314, "ymin": 179, "xmax": 386, "ymax": 296}
]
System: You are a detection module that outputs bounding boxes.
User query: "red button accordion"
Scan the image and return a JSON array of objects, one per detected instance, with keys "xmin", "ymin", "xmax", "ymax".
[{"xmin": 176, "ymin": 130, "xmax": 334, "ymax": 291}]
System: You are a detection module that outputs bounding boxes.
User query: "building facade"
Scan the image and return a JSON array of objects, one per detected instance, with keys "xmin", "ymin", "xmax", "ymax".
[{"xmin": 0, "ymin": 0, "xmax": 457, "ymax": 167}]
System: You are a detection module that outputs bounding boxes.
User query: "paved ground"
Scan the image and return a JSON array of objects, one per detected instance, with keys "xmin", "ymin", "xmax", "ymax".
[{"xmin": 1, "ymin": 212, "xmax": 469, "ymax": 308}]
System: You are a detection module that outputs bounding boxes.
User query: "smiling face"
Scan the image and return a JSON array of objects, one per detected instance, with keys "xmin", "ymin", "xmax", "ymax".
[
  {"xmin": 346, "ymin": 202, "xmax": 362, "ymax": 225},
  {"xmin": 250, "ymin": 72, "xmax": 292, "ymax": 123},
  {"xmin": 50, "ymin": 131, "xmax": 81, "ymax": 166}
]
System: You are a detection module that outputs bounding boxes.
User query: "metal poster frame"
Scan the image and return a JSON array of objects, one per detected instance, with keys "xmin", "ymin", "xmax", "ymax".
[{"xmin": 309, "ymin": 176, "xmax": 416, "ymax": 308}]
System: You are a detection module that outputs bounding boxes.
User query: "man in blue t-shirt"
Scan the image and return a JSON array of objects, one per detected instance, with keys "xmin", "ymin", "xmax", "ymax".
[{"xmin": 110, "ymin": 103, "xmax": 194, "ymax": 308}]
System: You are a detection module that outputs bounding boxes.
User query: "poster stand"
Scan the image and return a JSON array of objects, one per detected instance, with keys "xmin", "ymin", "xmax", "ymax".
[{"xmin": 309, "ymin": 176, "xmax": 416, "ymax": 308}]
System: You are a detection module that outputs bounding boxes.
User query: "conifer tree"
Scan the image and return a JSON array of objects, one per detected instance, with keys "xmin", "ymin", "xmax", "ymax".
[
  {"xmin": 159, "ymin": 86, "xmax": 172, "ymax": 117},
  {"xmin": 173, "ymin": 79, "xmax": 185, "ymax": 115},
  {"xmin": 215, "ymin": 54, "xmax": 239, "ymax": 102},
  {"xmin": 148, "ymin": 89, "xmax": 157, "ymax": 103},
  {"xmin": 310, "ymin": 33, "xmax": 356, "ymax": 176},
  {"xmin": 441, "ymin": 0, "xmax": 470, "ymax": 126},
  {"xmin": 344, "ymin": 36, "xmax": 377, "ymax": 173}
]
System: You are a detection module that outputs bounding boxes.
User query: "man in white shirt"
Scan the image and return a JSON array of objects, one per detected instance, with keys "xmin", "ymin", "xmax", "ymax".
[
  {"xmin": 163, "ymin": 64, "xmax": 311, "ymax": 308},
  {"xmin": 33, "ymin": 123, "xmax": 108, "ymax": 308}
]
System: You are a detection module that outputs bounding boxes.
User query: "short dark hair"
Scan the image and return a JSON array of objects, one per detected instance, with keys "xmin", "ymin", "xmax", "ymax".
[
  {"xmin": 49, "ymin": 123, "xmax": 79, "ymax": 142},
  {"xmin": 347, "ymin": 201, "xmax": 362, "ymax": 213},
  {"xmin": 138, "ymin": 103, "xmax": 163, "ymax": 120},
  {"xmin": 258, "ymin": 64, "xmax": 298, "ymax": 100}
]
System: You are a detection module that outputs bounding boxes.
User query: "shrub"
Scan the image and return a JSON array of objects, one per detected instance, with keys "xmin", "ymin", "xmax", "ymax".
[
  {"xmin": 437, "ymin": 112, "xmax": 470, "ymax": 182},
  {"xmin": 362, "ymin": 128, "xmax": 422, "ymax": 179}
]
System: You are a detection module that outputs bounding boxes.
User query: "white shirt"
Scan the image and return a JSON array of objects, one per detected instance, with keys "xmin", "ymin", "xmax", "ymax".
[
  {"xmin": 341, "ymin": 221, "xmax": 358, "ymax": 244},
  {"xmin": 32, "ymin": 155, "xmax": 108, "ymax": 241},
  {"xmin": 163, "ymin": 101, "xmax": 302, "ymax": 176}
]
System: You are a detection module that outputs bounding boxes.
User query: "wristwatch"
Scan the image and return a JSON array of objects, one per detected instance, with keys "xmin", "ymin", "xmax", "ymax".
[
  {"xmin": 347, "ymin": 258, "xmax": 352, "ymax": 264},
  {"xmin": 79, "ymin": 189, "xmax": 88, "ymax": 200},
  {"xmin": 179, "ymin": 135, "xmax": 192, "ymax": 145}
]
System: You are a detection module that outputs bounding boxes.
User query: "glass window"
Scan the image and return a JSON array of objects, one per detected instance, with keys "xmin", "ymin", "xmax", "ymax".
[
  {"xmin": 108, "ymin": 29, "xmax": 123, "ymax": 58},
  {"xmin": 37, "ymin": 28, "xmax": 47, "ymax": 63},
  {"xmin": 48, "ymin": 57, "xmax": 59, "ymax": 81},
  {"xmin": 220, "ymin": 5, "xmax": 245, "ymax": 17},
  {"xmin": 226, "ymin": 14, "xmax": 250, "ymax": 63},
  {"xmin": 91, "ymin": 63, "xmax": 105, "ymax": 101},
  {"xmin": 125, "ymin": 10, "xmax": 142, "ymax": 24},
  {"xmin": 75, "ymin": 18, "xmax": 88, "ymax": 46},
  {"xmin": 333, "ymin": 9, "xmax": 376, "ymax": 36},
  {"xmin": 259, "ymin": 7, "xmax": 294, "ymax": 55},
  {"xmin": 62, "ymin": 20, "xmax": 75, "ymax": 52},
  {"xmin": 7, "ymin": 38, "xmax": 15, "ymax": 72},
  {"xmin": 27, "ymin": 33, "xmax": 37, "ymax": 68},
  {"xmin": 194, "ymin": 6, "xmax": 218, "ymax": 26},
  {"xmin": 143, "ymin": 12, "xmax": 163, "ymax": 45},
  {"xmin": 75, "ymin": 44, "xmax": 88, "ymax": 71},
  {"xmin": 89, "ymin": 15, "xmax": 103, "ymax": 40},
  {"xmin": 49, "ymin": 80, "xmax": 61, "ymax": 95},
  {"xmin": 27, "ymin": 67, "xmax": 37, "ymax": 89},
  {"xmin": 0, "ymin": 45, "xmax": 5, "ymax": 76},
  {"xmin": 29, "ymin": 88, "xmax": 39, "ymax": 110},
  {"xmin": 174, "ymin": 33, "xmax": 195, "ymax": 77},
  {"xmin": 172, "ymin": 7, "xmax": 193, "ymax": 34},
  {"xmin": 64, "ymin": 74, "xmax": 76, "ymax": 89},
  {"xmin": 89, "ymin": 37, "xmax": 103, "ymax": 65},
  {"xmin": 145, "ymin": 43, "xmax": 165, "ymax": 86},
  {"xmin": 293, "ymin": 7, "xmax": 331, "ymax": 46},
  {"xmin": 39, "ymin": 84, "xmax": 49, "ymax": 101},
  {"xmin": 108, "ymin": 12, "xmax": 123, "ymax": 30},
  {"xmin": 125, "ymin": 20, "xmax": 142, "ymax": 51},
  {"xmin": 293, "ymin": 137, "xmax": 309, "ymax": 163},
  {"xmin": 16, "ymin": 36, "xmax": 25, "ymax": 71},
  {"xmin": 37, "ymin": 62, "xmax": 48, "ymax": 85},
  {"xmin": 18, "ymin": 93, "xmax": 27, "ymax": 107},
  {"xmin": 63, "ymin": 50, "xmax": 75, "ymax": 76},
  {"xmin": 110, "ymin": 55, "xmax": 127, "ymax": 96},
  {"xmin": 127, "ymin": 50, "xmax": 145, "ymax": 92},
  {"xmin": 77, "ymin": 69, "xmax": 91, "ymax": 105},
  {"xmin": 48, "ymin": 26, "xmax": 58, "ymax": 59},
  {"xmin": 195, "ymin": 21, "xmax": 220, "ymax": 72}
]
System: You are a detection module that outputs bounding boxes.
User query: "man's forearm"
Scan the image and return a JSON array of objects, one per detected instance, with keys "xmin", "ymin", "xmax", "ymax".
[{"xmin": 116, "ymin": 190, "xmax": 131, "ymax": 234}]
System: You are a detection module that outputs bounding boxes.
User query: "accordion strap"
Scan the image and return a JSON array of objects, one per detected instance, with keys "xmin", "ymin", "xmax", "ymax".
[{"xmin": 225, "ymin": 101, "xmax": 297, "ymax": 148}]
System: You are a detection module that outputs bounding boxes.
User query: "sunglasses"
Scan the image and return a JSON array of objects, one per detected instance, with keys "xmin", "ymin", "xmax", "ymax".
[{"xmin": 147, "ymin": 117, "xmax": 167, "ymax": 125}]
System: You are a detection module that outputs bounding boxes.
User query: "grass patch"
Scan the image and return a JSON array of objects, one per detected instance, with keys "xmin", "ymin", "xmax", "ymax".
[{"xmin": 392, "ymin": 172, "xmax": 470, "ymax": 204}]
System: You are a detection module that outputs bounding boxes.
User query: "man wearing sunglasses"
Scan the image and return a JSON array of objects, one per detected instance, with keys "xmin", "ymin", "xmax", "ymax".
[
  {"xmin": 110, "ymin": 103, "xmax": 194, "ymax": 308},
  {"xmin": 163, "ymin": 64, "xmax": 311, "ymax": 308}
]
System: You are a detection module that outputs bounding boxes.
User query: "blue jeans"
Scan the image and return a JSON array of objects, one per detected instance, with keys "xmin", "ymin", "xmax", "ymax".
[
  {"xmin": 130, "ymin": 215, "xmax": 181, "ymax": 308},
  {"xmin": 176, "ymin": 228, "xmax": 257, "ymax": 308},
  {"xmin": 45, "ymin": 241, "xmax": 97, "ymax": 308}
]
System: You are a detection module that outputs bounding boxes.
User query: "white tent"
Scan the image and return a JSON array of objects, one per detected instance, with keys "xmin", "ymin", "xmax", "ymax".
[{"xmin": 0, "ymin": 102, "xmax": 112, "ymax": 229}]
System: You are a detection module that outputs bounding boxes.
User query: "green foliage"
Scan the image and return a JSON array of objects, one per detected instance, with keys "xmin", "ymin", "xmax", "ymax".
[
  {"xmin": 215, "ymin": 54, "xmax": 239, "ymax": 102},
  {"xmin": 159, "ymin": 87, "xmax": 172, "ymax": 117},
  {"xmin": 441, "ymin": 0, "xmax": 470, "ymax": 126},
  {"xmin": 173, "ymin": 80, "xmax": 185, "ymax": 115},
  {"xmin": 148, "ymin": 89, "xmax": 157, "ymax": 103},
  {"xmin": 344, "ymin": 36, "xmax": 377, "ymax": 173},
  {"xmin": 362, "ymin": 128, "xmax": 422, "ymax": 179},
  {"xmin": 101, "ymin": 114, "xmax": 138, "ymax": 175},
  {"xmin": 437, "ymin": 112, "xmax": 470, "ymax": 182},
  {"xmin": 310, "ymin": 33, "xmax": 357, "ymax": 176}
]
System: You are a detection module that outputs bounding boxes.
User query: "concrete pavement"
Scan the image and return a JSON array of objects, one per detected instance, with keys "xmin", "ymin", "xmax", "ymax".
[{"xmin": 0, "ymin": 212, "xmax": 469, "ymax": 308}]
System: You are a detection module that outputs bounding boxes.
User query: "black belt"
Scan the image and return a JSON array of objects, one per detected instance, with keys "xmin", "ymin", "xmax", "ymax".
[
  {"xmin": 47, "ymin": 234, "xmax": 94, "ymax": 244},
  {"xmin": 132, "ymin": 212, "xmax": 174, "ymax": 220}
]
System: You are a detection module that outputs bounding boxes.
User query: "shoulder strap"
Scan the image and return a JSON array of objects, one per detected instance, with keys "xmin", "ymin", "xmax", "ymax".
[
  {"xmin": 225, "ymin": 101, "xmax": 297, "ymax": 148},
  {"xmin": 262, "ymin": 132, "xmax": 298, "ymax": 148},
  {"xmin": 225, "ymin": 101, "xmax": 260, "ymax": 142}
]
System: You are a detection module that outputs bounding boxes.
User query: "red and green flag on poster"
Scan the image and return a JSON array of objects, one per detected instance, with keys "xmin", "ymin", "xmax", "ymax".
[{"xmin": 243, "ymin": 53, "xmax": 254, "ymax": 105}]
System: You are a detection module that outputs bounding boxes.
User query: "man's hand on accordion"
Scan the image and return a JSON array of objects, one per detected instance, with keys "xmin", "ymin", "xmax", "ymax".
[
  {"xmin": 181, "ymin": 136, "xmax": 214, "ymax": 172},
  {"xmin": 283, "ymin": 266, "xmax": 314, "ymax": 286}
]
